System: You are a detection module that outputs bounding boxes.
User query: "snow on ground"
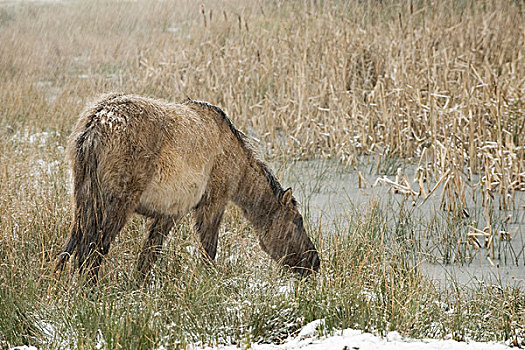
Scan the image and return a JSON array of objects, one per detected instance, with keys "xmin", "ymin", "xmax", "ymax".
[
  {"xmin": 196, "ymin": 320, "xmax": 509, "ymax": 350},
  {"xmin": 8, "ymin": 319, "xmax": 511, "ymax": 350}
]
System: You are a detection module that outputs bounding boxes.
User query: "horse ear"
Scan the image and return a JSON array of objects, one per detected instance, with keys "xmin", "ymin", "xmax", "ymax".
[{"xmin": 281, "ymin": 188, "xmax": 293, "ymax": 206}]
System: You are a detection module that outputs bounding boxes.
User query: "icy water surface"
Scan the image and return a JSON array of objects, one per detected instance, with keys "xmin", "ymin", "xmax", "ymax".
[{"xmin": 278, "ymin": 159, "xmax": 525, "ymax": 289}]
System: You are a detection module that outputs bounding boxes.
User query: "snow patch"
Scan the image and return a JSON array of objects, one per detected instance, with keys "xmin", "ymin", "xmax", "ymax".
[
  {"xmin": 194, "ymin": 319, "xmax": 510, "ymax": 350},
  {"xmin": 35, "ymin": 159, "xmax": 60, "ymax": 176},
  {"xmin": 296, "ymin": 319, "xmax": 324, "ymax": 341},
  {"xmin": 10, "ymin": 129, "xmax": 62, "ymax": 150}
]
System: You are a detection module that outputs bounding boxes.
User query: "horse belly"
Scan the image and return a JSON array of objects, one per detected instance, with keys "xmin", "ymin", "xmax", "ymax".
[{"xmin": 138, "ymin": 164, "xmax": 211, "ymax": 217}]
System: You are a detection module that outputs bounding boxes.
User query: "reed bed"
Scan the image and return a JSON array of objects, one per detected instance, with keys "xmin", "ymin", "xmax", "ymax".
[
  {"xmin": 0, "ymin": 0, "xmax": 524, "ymax": 348},
  {"xmin": 0, "ymin": 1, "xmax": 523, "ymax": 214}
]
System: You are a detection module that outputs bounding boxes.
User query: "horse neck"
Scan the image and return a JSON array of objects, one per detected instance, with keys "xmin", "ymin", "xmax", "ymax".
[{"xmin": 232, "ymin": 160, "xmax": 281, "ymax": 231}]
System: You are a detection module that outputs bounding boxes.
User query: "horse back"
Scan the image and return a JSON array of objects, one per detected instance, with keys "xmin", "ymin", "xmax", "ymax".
[{"xmin": 69, "ymin": 94, "xmax": 244, "ymax": 218}]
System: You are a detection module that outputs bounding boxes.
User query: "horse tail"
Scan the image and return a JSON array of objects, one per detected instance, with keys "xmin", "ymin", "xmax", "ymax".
[{"xmin": 55, "ymin": 124, "xmax": 105, "ymax": 273}]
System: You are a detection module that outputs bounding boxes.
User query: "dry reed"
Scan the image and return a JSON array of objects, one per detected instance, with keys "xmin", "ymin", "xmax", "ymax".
[{"xmin": 1, "ymin": 1, "xmax": 523, "ymax": 212}]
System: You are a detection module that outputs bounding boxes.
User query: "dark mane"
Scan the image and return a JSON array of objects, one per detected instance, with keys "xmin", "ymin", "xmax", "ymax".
[{"xmin": 186, "ymin": 99, "xmax": 290, "ymax": 204}]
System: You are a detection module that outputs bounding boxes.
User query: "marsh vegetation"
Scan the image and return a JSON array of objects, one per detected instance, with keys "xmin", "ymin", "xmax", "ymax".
[{"xmin": 0, "ymin": 0, "xmax": 524, "ymax": 348}]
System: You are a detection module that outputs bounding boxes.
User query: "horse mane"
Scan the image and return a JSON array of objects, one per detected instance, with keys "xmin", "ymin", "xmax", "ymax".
[{"xmin": 185, "ymin": 99, "xmax": 291, "ymax": 204}]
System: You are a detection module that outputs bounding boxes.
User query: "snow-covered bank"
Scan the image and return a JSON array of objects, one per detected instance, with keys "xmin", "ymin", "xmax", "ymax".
[
  {"xmin": 196, "ymin": 320, "xmax": 510, "ymax": 350},
  {"xmin": 9, "ymin": 320, "xmax": 511, "ymax": 350}
]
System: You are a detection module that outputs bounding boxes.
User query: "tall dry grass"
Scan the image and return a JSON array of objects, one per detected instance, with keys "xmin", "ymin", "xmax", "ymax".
[
  {"xmin": 1, "ymin": 0, "xmax": 523, "ymax": 212},
  {"xmin": 0, "ymin": 0, "xmax": 524, "ymax": 347}
]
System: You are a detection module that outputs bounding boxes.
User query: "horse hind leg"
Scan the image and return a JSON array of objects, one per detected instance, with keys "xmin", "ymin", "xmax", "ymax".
[
  {"xmin": 136, "ymin": 215, "xmax": 175, "ymax": 279},
  {"xmin": 60, "ymin": 116, "xmax": 162, "ymax": 284},
  {"xmin": 79, "ymin": 193, "xmax": 140, "ymax": 284},
  {"xmin": 54, "ymin": 224, "xmax": 79, "ymax": 272}
]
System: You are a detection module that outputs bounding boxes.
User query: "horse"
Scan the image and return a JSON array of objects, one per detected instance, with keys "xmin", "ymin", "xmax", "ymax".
[{"xmin": 54, "ymin": 93, "xmax": 320, "ymax": 283}]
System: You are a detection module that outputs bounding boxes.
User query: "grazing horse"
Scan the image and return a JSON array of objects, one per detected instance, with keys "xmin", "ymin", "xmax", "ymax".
[{"xmin": 55, "ymin": 93, "xmax": 320, "ymax": 283}]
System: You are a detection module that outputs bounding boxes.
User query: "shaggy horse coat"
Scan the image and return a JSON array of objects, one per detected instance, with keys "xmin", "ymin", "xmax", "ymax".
[{"xmin": 55, "ymin": 93, "xmax": 320, "ymax": 282}]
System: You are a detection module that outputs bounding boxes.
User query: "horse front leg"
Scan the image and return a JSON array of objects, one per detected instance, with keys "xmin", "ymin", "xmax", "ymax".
[
  {"xmin": 136, "ymin": 216, "xmax": 175, "ymax": 279},
  {"xmin": 193, "ymin": 199, "xmax": 226, "ymax": 261}
]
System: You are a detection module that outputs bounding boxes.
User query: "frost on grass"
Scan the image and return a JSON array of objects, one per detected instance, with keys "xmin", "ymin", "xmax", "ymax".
[{"xmin": 9, "ymin": 129, "xmax": 62, "ymax": 149}]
